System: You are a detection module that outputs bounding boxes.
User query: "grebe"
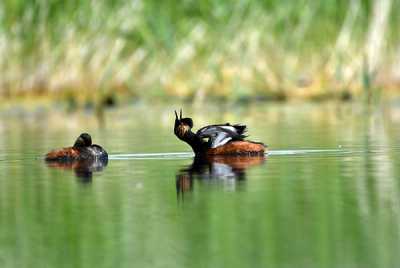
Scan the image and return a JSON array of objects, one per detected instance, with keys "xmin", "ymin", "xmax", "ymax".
[
  {"xmin": 174, "ymin": 110, "xmax": 266, "ymax": 156},
  {"xmin": 45, "ymin": 133, "xmax": 108, "ymax": 162}
]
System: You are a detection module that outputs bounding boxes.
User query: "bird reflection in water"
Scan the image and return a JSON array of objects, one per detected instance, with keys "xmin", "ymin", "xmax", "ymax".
[
  {"xmin": 176, "ymin": 155, "xmax": 265, "ymax": 196},
  {"xmin": 46, "ymin": 158, "xmax": 108, "ymax": 183}
]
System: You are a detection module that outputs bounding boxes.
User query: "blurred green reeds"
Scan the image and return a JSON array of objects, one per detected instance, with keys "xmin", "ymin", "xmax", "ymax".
[{"xmin": 0, "ymin": 0, "xmax": 399, "ymax": 104}]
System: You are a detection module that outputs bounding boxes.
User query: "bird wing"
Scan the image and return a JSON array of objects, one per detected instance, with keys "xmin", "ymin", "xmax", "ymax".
[
  {"xmin": 210, "ymin": 132, "xmax": 232, "ymax": 148},
  {"xmin": 196, "ymin": 124, "xmax": 247, "ymax": 148},
  {"xmin": 197, "ymin": 124, "xmax": 246, "ymax": 137}
]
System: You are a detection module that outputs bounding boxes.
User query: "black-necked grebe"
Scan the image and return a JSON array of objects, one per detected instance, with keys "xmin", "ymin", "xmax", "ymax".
[
  {"xmin": 45, "ymin": 133, "xmax": 108, "ymax": 162},
  {"xmin": 174, "ymin": 110, "xmax": 266, "ymax": 156}
]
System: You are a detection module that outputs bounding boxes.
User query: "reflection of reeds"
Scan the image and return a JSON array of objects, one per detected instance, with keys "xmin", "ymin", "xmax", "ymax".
[{"xmin": 0, "ymin": 0, "xmax": 399, "ymax": 104}]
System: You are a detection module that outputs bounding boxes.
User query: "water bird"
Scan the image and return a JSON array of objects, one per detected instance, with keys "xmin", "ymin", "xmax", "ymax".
[
  {"xmin": 174, "ymin": 110, "xmax": 266, "ymax": 156},
  {"xmin": 45, "ymin": 133, "xmax": 108, "ymax": 162}
]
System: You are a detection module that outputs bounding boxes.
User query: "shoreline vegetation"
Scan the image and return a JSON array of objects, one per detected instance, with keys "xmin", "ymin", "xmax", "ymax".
[{"xmin": 0, "ymin": 0, "xmax": 399, "ymax": 107}]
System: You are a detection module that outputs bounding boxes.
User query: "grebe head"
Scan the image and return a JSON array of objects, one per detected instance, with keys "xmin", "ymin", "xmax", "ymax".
[
  {"xmin": 73, "ymin": 133, "xmax": 92, "ymax": 148},
  {"xmin": 174, "ymin": 109, "xmax": 193, "ymax": 139}
]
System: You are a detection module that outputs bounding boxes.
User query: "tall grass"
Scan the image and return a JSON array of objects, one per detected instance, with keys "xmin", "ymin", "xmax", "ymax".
[{"xmin": 0, "ymin": 0, "xmax": 399, "ymax": 104}]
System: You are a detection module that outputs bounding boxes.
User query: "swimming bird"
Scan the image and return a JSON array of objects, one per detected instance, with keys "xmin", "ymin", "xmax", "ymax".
[
  {"xmin": 45, "ymin": 133, "xmax": 108, "ymax": 162},
  {"xmin": 174, "ymin": 110, "xmax": 266, "ymax": 156}
]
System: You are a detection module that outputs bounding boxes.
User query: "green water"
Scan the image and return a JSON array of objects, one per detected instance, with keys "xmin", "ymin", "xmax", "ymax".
[{"xmin": 0, "ymin": 103, "xmax": 400, "ymax": 268}]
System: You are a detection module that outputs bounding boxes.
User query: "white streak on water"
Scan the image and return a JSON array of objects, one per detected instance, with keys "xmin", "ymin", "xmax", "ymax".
[
  {"xmin": 108, "ymin": 149, "xmax": 357, "ymax": 160},
  {"xmin": 268, "ymin": 149, "xmax": 350, "ymax": 156},
  {"xmin": 109, "ymin": 152, "xmax": 194, "ymax": 160}
]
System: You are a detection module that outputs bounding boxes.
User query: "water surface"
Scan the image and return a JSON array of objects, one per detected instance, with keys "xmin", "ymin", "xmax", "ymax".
[{"xmin": 0, "ymin": 103, "xmax": 400, "ymax": 268}]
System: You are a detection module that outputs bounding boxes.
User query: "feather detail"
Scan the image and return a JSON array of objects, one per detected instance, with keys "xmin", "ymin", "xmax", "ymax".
[
  {"xmin": 196, "ymin": 123, "xmax": 247, "ymax": 148},
  {"xmin": 207, "ymin": 141, "xmax": 266, "ymax": 156},
  {"xmin": 45, "ymin": 147, "xmax": 80, "ymax": 161}
]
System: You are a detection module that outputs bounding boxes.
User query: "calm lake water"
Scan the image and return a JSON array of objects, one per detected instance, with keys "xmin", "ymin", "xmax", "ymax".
[{"xmin": 1, "ymin": 102, "xmax": 400, "ymax": 268}]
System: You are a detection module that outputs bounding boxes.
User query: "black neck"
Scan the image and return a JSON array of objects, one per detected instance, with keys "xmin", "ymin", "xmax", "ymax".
[{"xmin": 180, "ymin": 130, "xmax": 207, "ymax": 155}]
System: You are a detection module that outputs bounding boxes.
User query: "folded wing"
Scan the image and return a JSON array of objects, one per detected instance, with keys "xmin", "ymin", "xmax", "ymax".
[{"xmin": 197, "ymin": 124, "xmax": 247, "ymax": 148}]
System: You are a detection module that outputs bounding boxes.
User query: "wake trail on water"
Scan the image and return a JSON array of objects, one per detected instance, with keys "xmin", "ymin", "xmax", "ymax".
[{"xmin": 108, "ymin": 148, "xmax": 357, "ymax": 160}]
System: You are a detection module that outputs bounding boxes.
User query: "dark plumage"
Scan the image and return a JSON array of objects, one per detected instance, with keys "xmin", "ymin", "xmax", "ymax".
[
  {"xmin": 197, "ymin": 123, "xmax": 247, "ymax": 148},
  {"xmin": 45, "ymin": 133, "xmax": 108, "ymax": 162},
  {"xmin": 174, "ymin": 110, "xmax": 266, "ymax": 156}
]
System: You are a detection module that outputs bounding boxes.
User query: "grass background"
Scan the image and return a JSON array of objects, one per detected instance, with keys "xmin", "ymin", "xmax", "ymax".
[{"xmin": 0, "ymin": 0, "xmax": 399, "ymax": 105}]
